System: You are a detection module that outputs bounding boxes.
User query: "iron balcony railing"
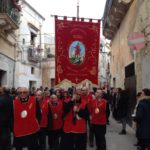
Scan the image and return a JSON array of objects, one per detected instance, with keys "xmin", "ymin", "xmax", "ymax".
[
  {"xmin": 28, "ymin": 46, "xmax": 42, "ymax": 63},
  {"xmin": 0, "ymin": 0, "xmax": 20, "ymax": 25}
]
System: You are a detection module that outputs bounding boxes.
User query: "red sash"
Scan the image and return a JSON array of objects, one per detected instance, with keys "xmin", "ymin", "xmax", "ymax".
[
  {"xmin": 49, "ymin": 100, "xmax": 63, "ymax": 130},
  {"xmin": 63, "ymin": 99, "xmax": 87, "ymax": 133},
  {"xmin": 91, "ymin": 99, "xmax": 107, "ymax": 125},
  {"xmin": 82, "ymin": 93, "xmax": 93, "ymax": 113},
  {"xmin": 39, "ymin": 99, "xmax": 48, "ymax": 128},
  {"xmin": 13, "ymin": 96, "xmax": 40, "ymax": 137}
]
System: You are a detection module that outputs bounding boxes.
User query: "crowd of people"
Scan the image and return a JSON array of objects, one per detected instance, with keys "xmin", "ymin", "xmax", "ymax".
[
  {"xmin": 109, "ymin": 87, "xmax": 150, "ymax": 150},
  {"xmin": 0, "ymin": 85, "xmax": 150, "ymax": 150}
]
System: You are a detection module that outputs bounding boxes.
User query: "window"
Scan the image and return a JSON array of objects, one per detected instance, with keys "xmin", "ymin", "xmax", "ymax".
[
  {"xmin": 22, "ymin": 38, "xmax": 25, "ymax": 45},
  {"xmin": 30, "ymin": 32, "xmax": 37, "ymax": 45},
  {"xmin": 28, "ymin": 23, "xmax": 38, "ymax": 46},
  {"xmin": 31, "ymin": 67, "xmax": 35, "ymax": 74},
  {"xmin": 51, "ymin": 79, "xmax": 55, "ymax": 88}
]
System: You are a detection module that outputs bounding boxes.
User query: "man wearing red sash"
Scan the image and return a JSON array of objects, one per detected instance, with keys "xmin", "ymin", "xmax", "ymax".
[
  {"xmin": 90, "ymin": 89, "xmax": 110, "ymax": 150},
  {"xmin": 81, "ymin": 86, "xmax": 95, "ymax": 147},
  {"xmin": 60, "ymin": 89, "xmax": 89, "ymax": 150},
  {"xmin": 48, "ymin": 94, "xmax": 63, "ymax": 150},
  {"xmin": 36, "ymin": 90, "xmax": 52, "ymax": 150},
  {"xmin": 13, "ymin": 87, "xmax": 41, "ymax": 150}
]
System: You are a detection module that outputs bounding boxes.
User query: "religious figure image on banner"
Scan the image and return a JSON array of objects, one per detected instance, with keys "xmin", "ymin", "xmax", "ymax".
[{"xmin": 69, "ymin": 41, "xmax": 85, "ymax": 65}]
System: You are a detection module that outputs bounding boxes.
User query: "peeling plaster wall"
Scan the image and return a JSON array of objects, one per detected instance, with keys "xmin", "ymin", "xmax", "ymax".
[{"xmin": 134, "ymin": 0, "xmax": 150, "ymax": 91}]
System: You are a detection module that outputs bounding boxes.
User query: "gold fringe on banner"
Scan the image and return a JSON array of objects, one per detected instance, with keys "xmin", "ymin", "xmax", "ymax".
[{"xmin": 55, "ymin": 79, "xmax": 99, "ymax": 89}]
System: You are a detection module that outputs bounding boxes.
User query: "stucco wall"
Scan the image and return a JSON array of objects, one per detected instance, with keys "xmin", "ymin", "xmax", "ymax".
[
  {"xmin": 14, "ymin": 1, "xmax": 45, "ymax": 89},
  {"xmin": 15, "ymin": 61, "xmax": 42, "ymax": 88},
  {"xmin": 110, "ymin": 0, "xmax": 150, "ymax": 91},
  {"xmin": 110, "ymin": 0, "xmax": 139, "ymax": 88},
  {"xmin": 0, "ymin": 33, "xmax": 16, "ymax": 86},
  {"xmin": 0, "ymin": 53, "xmax": 15, "ymax": 86},
  {"xmin": 142, "ymin": 49, "xmax": 150, "ymax": 89},
  {"xmin": 133, "ymin": 0, "xmax": 150, "ymax": 91},
  {"xmin": 0, "ymin": 34, "xmax": 16, "ymax": 60}
]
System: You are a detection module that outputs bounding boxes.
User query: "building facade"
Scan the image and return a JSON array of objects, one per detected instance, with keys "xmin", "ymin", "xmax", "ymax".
[
  {"xmin": 41, "ymin": 34, "xmax": 55, "ymax": 88},
  {"xmin": 99, "ymin": 38, "xmax": 110, "ymax": 88},
  {"xmin": 0, "ymin": 0, "xmax": 21, "ymax": 87},
  {"xmin": 103, "ymin": 0, "xmax": 150, "ymax": 122},
  {"xmin": 15, "ymin": 0, "xmax": 45, "ymax": 89},
  {"xmin": 103, "ymin": 0, "xmax": 150, "ymax": 91}
]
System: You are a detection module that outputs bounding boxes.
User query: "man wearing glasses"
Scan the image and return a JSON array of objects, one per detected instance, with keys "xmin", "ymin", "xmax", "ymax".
[{"xmin": 13, "ymin": 87, "xmax": 41, "ymax": 150}]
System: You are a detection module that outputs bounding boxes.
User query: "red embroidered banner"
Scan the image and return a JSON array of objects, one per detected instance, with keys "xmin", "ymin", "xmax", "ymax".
[{"xmin": 55, "ymin": 16, "xmax": 100, "ymax": 86}]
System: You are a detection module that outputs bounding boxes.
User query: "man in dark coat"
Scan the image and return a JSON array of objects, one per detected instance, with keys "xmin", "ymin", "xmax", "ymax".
[
  {"xmin": 0, "ymin": 87, "xmax": 13, "ymax": 150},
  {"xmin": 135, "ymin": 88, "xmax": 150, "ymax": 150},
  {"xmin": 114, "ymin": 88, "xmax": 129, "ymax": 134}
]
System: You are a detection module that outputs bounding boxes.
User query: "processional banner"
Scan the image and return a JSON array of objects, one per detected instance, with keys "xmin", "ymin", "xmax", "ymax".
[{"xmin": 55, "ymin": 16, "xmax": 100, "ymax": 86}]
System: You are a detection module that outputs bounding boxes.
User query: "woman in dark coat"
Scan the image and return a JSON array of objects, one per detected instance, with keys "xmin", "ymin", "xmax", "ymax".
[{"xmin": 135, "ymin": 88, "xmax": 150, "ymax": 150}]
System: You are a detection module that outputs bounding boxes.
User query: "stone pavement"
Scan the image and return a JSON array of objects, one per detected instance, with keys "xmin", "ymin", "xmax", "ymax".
[
  {"xmin": 12, "ymin": 117, "xmax": 137, "ymax": 150},
  {"xmin": 88, "ymin": 117, "xmax": 137, "ymax": 150}
]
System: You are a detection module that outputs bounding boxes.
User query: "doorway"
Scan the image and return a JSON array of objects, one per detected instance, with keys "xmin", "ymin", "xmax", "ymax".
[
  {"xmin": 29, "ymin": 80, "xmax": 36, "ymax": 90},
  {"xmin": 0, "ymin": 70, "xmax": 7, "ymax": 86},
  {"xmin": 124, "ymin": 63, "xmax": 136, "ymax": 126}
]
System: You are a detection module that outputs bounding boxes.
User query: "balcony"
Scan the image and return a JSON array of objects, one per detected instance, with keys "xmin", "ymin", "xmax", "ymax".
[
  {"xmin": 28, "ymin": 46, "xmax": 42, "ymax": 63},
  {"xmin": 0, "ymin": 0, "xmax": 21, "ymax": 33},
  {"xmin": 103, "ymin": 0, "xmax": 133, "ymax": 40}
]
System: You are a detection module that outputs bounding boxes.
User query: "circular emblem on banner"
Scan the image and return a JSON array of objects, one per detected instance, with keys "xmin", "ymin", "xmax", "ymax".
[
  {"xmin": 21, "ymin": 110, "xmax": 28, "ymax": 118},
  {"xmin": 69, "ymin": 41, "xmax": 85, "ymax": 65}
]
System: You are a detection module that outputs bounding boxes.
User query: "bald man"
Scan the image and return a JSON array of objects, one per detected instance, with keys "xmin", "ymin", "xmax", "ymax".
[
  {"xmin": 48, "ymin": 94, "xmax": 63, "ymax": 150},
  {"xmin": 36, "ymin": 90, "xmax": 52, "ymax": 150}
]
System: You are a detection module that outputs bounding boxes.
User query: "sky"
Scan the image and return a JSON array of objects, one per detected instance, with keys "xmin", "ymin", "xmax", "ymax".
[{"xmin": 25, "ymin": 0, "xmax": 106, "ymax": 34}]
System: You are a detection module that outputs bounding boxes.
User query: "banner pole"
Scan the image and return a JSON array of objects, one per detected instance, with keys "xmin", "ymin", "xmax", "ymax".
[{"xmin": 77, "ymin": 0, "xmax": 79, "ymax": 20}]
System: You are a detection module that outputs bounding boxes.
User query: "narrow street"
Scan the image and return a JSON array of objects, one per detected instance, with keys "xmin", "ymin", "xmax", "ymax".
[
  {"xmin": 106, "ymin": 117, "xmax": 136, "ymax": 150},
  {"xmin": 1, "ymin": 0, "xmax": 150, "ymax": 150},
  {"xmin": 88, "ymin": 117, "xmax": 137, "ymax": 150},
  {"xmin": 12, "ymin": 116, "xmax": 137, "ymax": 150}
]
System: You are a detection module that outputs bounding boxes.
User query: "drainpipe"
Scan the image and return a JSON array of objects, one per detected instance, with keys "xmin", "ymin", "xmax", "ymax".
[{"xmin": 13, "ymin": 42, "xmax": 17, "ymax": 88}]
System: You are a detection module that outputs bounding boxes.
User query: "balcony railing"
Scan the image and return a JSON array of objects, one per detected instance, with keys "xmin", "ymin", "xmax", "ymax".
[
  {"xmin": 0, "ymin": 0, "xmax": 21, "ymax": 32},
  {"xmin": 103, "ymin": 0, "xmax": 133, "ymax": 40},
  {"xmin": 28, "ymin": 46, "xmax": 42, "ymax": 63}
]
